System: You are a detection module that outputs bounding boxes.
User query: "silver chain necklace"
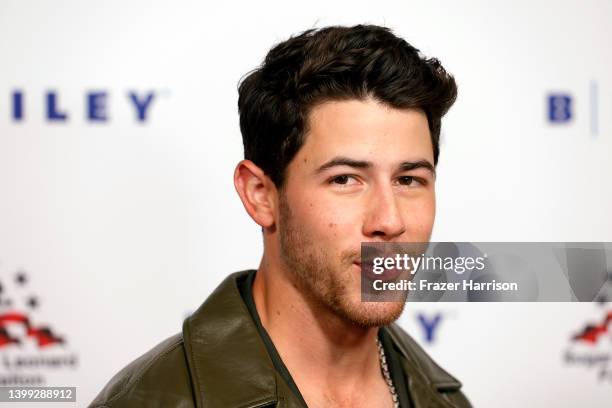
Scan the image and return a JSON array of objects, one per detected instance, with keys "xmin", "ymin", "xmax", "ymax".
[{"xmin": 376, "ymin": 337, "xmax": 400, "ymax": 408}]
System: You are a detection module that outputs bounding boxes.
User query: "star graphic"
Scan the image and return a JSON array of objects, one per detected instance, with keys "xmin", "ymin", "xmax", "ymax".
[
  {"xmin": 27, "ymin": 296, "xmax": 39, "ymax": 309},
  {"xmin": 15, "ymin": 271, "xmax": 27, "ymax": 286}
]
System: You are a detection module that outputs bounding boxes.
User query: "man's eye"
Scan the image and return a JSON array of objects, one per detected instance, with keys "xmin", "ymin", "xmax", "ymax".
[
  {"xmin": 398, "ymin": 176, "xmax": 415, "ymax": 186},
  {"xmin": 330, "ymin": 175, "xmax": 355, "ymax": 185}
]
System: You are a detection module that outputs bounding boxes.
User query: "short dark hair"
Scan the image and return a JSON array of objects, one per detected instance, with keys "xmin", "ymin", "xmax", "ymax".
[{"xmin": 238, "ymin": 24, "xmax": 457, "ymax": 187}]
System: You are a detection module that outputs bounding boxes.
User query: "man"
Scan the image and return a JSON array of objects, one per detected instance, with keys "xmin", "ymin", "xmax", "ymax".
[{"xmin": 91, "ymin": 24, "xmax": 470, "ymax": 407}]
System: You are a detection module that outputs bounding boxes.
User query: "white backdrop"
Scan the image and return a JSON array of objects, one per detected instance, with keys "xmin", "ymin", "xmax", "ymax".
[{"xmin": 0, "ymin": 0, "xmax": 611, "ymax": 407}]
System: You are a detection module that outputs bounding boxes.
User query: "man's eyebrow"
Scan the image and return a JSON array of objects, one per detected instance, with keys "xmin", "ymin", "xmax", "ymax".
[
  {"xmin": 315, "ymin": 157, "xmax": 372, "ymax": 173},
  {"xmin": 315, "ymin": 157, "xmax": 436, "ymax": 176},
  {"xmin": 399, "ymin": 160, "xmax": 436, "ymax": 177}
]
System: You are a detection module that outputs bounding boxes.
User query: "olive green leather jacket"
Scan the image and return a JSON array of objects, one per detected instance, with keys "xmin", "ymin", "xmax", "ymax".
[{"xmin": 90, "ymin": 271, "xmax": 471, "ymax": 408}]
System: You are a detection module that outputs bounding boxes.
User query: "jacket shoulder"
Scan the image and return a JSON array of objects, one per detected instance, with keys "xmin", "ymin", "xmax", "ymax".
[{"xmin": 89, "ymin": 333, "xmax": 195, "ymax": 408}]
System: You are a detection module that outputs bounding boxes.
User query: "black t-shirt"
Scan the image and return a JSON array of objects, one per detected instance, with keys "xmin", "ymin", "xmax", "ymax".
[{"xmin": 237, "ymin": 269, "xmax": 413, "ymax": 408}]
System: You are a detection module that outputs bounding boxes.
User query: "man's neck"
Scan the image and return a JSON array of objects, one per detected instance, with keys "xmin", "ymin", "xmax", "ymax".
[{"xmin": 252, "ymin": 259, "xmax": 391, "ymax": 407}]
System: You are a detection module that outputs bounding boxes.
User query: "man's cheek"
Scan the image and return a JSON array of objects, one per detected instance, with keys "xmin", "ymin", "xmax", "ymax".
[
  {"xmin": 403, "ymin": 200, "xmax": 435, "ymax": 233},
  {"xmin": 293, "ymin": 203, "xmax": 340, "ymax": 236},
  {"xmin": 315, "ymin": 210, "xmax": 354, "ymax": 240}
]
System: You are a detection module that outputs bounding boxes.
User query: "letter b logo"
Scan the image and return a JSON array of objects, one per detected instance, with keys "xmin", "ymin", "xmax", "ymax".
[{"xmin": 548, "ymin": 94, "xmax": 572, "ymax": 123}]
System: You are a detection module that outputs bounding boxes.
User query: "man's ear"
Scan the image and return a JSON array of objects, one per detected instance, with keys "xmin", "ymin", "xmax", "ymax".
[{"xmin": 234, "ymin": 160, "xmax": 277, "ymax": 228}]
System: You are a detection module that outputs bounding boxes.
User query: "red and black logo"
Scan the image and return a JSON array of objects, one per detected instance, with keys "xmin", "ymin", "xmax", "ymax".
[
  {"xmin": 0, "ymin": 270, "xmax": 65, "ymax": 348},
  {"xmin": 572, "ymin": 310, "xmax": 612, "ymax": 345},
  {"xmin": 564, "ymin": 303, "xmax": 612, "ymax": 385}
]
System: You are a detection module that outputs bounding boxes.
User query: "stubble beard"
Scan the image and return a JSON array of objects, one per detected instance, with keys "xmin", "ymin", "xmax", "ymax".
[{"xmin": 278, "ymin": 194, "xmax": 406, "ymax": 328}]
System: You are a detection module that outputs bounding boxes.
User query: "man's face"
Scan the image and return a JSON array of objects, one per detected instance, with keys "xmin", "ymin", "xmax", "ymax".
[{"xmin": 277, "ymin": 97, "xmax": 436, "ymax": 327}]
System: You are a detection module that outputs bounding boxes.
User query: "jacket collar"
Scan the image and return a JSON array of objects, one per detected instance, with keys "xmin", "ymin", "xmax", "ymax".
[
  {"xmin": 182, "ymin": 271, "xmax": 282, "ymax": 408},
  {"xmin": 182, "ymin": 270, "xmax": 464, "ymax": 408},
  {"xmin": 386, "ymin": 323, "xmax": 462, "ymax": 393},
  {"xmin": 385, "ymin": 323, "xmax": 464, "ymax": 408}
]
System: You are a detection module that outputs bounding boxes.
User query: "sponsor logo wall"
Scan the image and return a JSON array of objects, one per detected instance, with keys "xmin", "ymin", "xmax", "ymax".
[{"xmin": 1, "ymin": 1, "xmax": 611, "ymax": 407}]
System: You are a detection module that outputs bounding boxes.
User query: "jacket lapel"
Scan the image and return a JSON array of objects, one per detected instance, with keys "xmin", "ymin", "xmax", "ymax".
[
  {"xmin": 386, "ymin": 324, "xmax": 463, "ymax": 408},
  {"xmin": 182, "ymin": 271, "xmax": 283, "ymax": 408}
]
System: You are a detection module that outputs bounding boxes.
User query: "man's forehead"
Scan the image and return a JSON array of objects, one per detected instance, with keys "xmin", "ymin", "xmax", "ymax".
[
  {"xmin": 297, "ymin": 129, "xmax": 434, "ymax": 167},
  {"xmin": 302, "ymin": 100, "xmax": 430, "ymax": 145},
  {"xmin": 288, "ymin": 99, "xmax": 434, "ymax": 173}
]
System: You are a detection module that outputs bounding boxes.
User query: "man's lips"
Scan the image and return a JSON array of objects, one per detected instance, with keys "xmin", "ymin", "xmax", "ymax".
[{"xmin": 353, "ymin": 260, "xmax": 403, "ymax": 282}]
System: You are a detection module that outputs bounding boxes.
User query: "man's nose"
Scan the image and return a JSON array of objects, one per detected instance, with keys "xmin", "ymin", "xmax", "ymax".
[{"xmin": 362, "ymin": 187, "xmax": 406, "ymax": 239}]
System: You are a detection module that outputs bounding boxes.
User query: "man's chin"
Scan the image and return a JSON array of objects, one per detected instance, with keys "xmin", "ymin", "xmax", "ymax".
[{"xmin": 333, "ymin": 300, "xmax": 406, "ymax": 328}]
